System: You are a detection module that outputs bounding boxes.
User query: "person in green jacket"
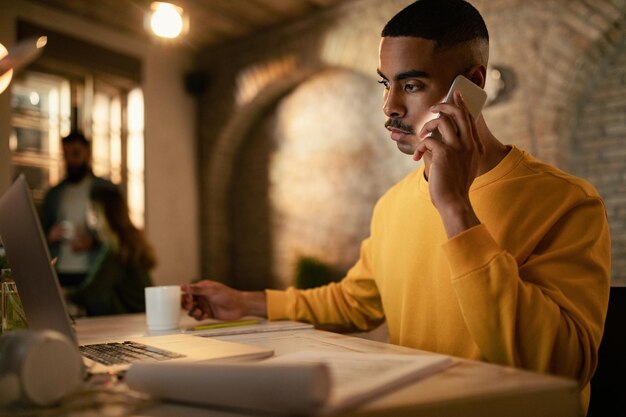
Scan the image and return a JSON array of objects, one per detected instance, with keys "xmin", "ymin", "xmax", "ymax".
[{"xmin": 67, "ymin": 184, "xmax": 156, "ymax": 315}]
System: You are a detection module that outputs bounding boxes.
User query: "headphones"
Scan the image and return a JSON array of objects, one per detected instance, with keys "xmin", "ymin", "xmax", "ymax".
[{"xmin": 0, "ymin": 330, "xmax": 83, "ymax": 407}]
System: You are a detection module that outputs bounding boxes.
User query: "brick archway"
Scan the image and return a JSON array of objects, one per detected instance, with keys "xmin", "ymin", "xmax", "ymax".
[
  {"xmin": 197, "ymin": 0, "xmax": 626, "ymax": 284},
  {"xmin": 563, "ymin": 18, "xmax": 626, "ymax": 286},
  {"xmin": 206, "ymin": 68, "xmax": 320, "ymax": 280}
]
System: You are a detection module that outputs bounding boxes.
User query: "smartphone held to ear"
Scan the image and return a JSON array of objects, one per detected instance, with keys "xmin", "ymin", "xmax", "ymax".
[
  {"xmin": 444, "ymin": 75, "xmax": 487, "ymax": 119},
  {"xmin": 426, "ymin": 75, "xmax": 487, "ymax": 139}
]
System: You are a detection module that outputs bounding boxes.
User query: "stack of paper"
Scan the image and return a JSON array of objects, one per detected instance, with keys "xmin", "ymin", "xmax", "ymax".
[{"xmin": 125, "ymin": 350, "xmax": 452, "ymax": 415}]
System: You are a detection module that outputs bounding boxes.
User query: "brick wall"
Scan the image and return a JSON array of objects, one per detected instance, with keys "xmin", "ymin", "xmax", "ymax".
[
  {"xmin": 196, "ymin": 0, "xmax": 626, "ymax": 288},
  {"xmin": 570, "ymin": 37, "xmax": 626, "ymax": 285}
]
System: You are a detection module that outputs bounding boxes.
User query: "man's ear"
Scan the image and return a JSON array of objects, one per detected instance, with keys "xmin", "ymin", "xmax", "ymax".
[{"xmin": 467, "ymin": 65, "xmax": 487, "ymax": 89}]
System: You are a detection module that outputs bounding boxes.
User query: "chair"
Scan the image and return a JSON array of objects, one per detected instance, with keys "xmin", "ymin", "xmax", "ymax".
[{"xmin": 587, "ymin": 286, "xmax": 626, "ymax": 417}]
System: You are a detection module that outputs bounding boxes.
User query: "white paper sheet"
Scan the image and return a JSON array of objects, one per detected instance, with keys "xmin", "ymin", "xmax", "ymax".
[
  {"xmin": 125, "ymin": 350, "xmax": 451, "ymax": 415},
  {"xmin": 268, "ymin": 351, "xmax": 452, "ymax": 414}
]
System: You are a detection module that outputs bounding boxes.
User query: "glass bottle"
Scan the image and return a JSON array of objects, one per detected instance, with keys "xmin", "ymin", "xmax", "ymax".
[{"xmin": 1, "ymin": 269, "xmax": 28, "ymax": 334}]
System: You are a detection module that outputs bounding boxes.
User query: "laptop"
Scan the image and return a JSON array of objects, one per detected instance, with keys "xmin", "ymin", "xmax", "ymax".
[{"xmin": 0, "ymin": 175, "xmax": 274, "ymax": 374}]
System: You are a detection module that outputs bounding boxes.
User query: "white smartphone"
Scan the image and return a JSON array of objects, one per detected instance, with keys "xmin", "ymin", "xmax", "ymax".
[
  {"xmin": 426, "ymin": 75, "xmax": 487, "ymax": 139},
  {"xmin": 443, "ymin": 75, "xmax": 487, "ymax": 119}
]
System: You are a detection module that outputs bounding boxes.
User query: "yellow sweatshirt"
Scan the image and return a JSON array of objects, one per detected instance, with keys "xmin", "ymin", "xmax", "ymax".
[{"xmin": 266, "ymin": 146, "xmax": 610, "ymax": 411}]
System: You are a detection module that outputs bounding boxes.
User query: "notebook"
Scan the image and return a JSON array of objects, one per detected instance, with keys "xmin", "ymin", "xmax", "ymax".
[{"xmin": 0, "ymin": 175, "xmax": 274, "ymax": 374}]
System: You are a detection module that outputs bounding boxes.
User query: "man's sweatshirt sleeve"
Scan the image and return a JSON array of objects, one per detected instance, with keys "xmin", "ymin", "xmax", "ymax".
[
  {"xmin": 442, "ymin": 196, "xmax": 611, "ymax": 388},
  {"xmin": 266, "ymin": 237, "xmax": 385, "ymax": 332}
]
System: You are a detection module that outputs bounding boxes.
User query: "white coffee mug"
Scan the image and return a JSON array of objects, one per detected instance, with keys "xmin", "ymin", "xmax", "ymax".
[{"xmin": 145, "ymin": 285, "xmax": 181, "ymax": 331}]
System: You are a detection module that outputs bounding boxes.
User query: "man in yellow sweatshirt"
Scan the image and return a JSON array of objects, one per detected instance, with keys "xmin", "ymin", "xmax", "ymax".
[{"xmin": 182, "ymin": 0, "xmax": 610, "ymax": 412}]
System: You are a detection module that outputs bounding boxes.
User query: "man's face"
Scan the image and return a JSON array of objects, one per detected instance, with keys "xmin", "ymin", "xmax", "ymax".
[
  {"xmin": 378, "ymin": 36, "xmax": 462, "ymax": 156},
  {"xmin": 62, "ymin": 142, "xmax": 90, "ymax": 182},
  {"xmin": 63, "ymin": 142, "xmax": 89, "ymax": 168}
]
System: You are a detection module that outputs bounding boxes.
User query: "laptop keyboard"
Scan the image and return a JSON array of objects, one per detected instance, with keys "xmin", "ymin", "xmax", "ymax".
[{"xmin": 80, "ymin": 341, "xmax": 186, "ymax": 366}]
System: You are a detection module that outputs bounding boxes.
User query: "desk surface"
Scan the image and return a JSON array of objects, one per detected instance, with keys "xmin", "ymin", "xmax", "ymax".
[{"xmin": 75, "ymin": 314, "xmax": 581, "ymax": 417}]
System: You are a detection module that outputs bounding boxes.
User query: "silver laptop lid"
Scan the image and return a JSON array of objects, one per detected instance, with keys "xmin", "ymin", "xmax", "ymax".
[{"xmin": 0, "ymin": 175, "xmax": 78, "ymax": 344}]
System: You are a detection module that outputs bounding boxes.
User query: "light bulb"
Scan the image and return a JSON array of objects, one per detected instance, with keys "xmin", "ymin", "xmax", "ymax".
[
  {"xmin": 150, "ymin": 2, "xmax": 184, "ymax": 39},
  {"xmin": 29, "ymin": 91, "xmax": 40, "ymax": 106}
]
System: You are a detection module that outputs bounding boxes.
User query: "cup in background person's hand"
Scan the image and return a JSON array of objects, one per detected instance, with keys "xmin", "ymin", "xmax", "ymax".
[
  {"xmin": 145, "ymin": 285, "xmax": 181, "ymax": 332},
  {"xmin": 60, "ymin": 220, "xmax": 75, "ymax": 240}
]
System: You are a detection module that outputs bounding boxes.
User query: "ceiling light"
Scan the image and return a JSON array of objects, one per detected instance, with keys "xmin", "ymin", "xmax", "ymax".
[
  {"xmin": 0, "ymin": 43, "xmax": 14, "ymax": 95},
  {"xmin": 0, "ymin": 37, "xmax": 47, "ymax": 95},
  {"xmin": 149, "ymin": 2, "xmax": 186, "ymax": 39},
  {"xmin": 29, "ymin": 91, "xmax": 40, "ymax": 106}
]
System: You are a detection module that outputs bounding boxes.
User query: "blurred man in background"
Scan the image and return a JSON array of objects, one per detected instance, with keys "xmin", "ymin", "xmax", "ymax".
[{"xmin": 40, "ymin": 131, "xmax": 115, "ymax": 288}]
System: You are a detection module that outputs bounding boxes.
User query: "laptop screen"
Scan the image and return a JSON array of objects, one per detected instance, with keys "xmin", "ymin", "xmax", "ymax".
[{"xmin": 0, "ymin": 175, "xmax": 78, "ymax": 344}]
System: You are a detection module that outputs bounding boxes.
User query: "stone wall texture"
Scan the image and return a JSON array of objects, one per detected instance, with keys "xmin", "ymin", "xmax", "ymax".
[{"xmin": 196, "ymin": 0, "xmax": 626, "ymax": 288}]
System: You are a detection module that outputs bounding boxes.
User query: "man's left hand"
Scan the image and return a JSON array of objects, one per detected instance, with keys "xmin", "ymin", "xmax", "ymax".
[{"xmin": 413, "ymin": 91, "xmax": 483, "ymax": 237}]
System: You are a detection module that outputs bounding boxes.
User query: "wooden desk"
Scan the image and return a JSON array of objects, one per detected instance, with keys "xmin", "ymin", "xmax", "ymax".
[{"xmin": 75, "ymin": 314, "xmax": 582, "ymax": 417}]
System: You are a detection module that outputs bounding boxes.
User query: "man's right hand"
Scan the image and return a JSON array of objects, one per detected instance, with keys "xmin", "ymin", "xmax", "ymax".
[
  {"xmin": 47, "ymin": 223, "xmax": 65, "ymax": 244},
  {"xmin": 181, "ymin": 280, "xmax": 268, "ymax": 321}
]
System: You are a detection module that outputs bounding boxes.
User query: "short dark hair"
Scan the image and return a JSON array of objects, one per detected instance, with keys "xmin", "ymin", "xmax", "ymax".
[
  {"xmin": 61, "ymin": 131, "xmax": 90, "ymax": 147},
  {"xmin": 382, "ymin": 0, "xmax": 489, "ymax": 49}
]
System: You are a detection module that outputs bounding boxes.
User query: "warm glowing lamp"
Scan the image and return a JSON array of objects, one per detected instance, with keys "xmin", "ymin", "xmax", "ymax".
[
  {"xmin": 0, "ymin": 43, "xmax": 13, "ymax": 95},
  {"xmin": 149, "ymin": 2, "xmax": 186, "ymax": 39},
  {"xmin": 0, "ymin": 36, "xmax": 47, "ymax": 95}
]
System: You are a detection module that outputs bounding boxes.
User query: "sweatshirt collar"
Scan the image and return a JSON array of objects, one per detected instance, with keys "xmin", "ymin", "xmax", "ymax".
[
  {"xmin": 416, "ymin": 145, "xmax": 524, "ymax": 194},
  {"xmin": 471, "ymin": 145, "xmax": 523, "ymax": 190}
]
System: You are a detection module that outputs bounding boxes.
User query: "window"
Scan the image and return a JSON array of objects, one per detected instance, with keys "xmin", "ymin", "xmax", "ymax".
[
  {"xmin": 10, "ymin": 70, "xmax": 145, "ymax": 227},
  {"xmin": 10, "ymin": 72, "xmax": 70, "ymax": 202}
]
